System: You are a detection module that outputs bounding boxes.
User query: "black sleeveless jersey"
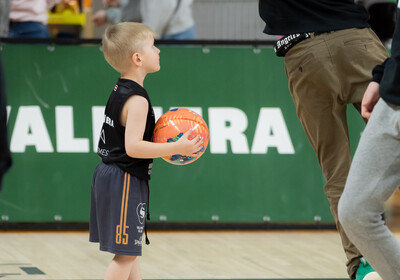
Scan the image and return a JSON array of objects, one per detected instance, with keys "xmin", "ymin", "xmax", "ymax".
[{"xmin": 97, "ymin": 78, "xmax": 155, "ymax": 180}]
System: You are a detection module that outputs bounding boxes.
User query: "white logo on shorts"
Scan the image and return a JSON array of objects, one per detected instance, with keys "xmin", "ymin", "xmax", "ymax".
[{"xmin": 136, "ymin": 203, "xmax": 146, "ymax": 224}]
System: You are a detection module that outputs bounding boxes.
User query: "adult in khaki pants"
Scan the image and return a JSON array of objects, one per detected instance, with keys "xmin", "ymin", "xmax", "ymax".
[{"xmin": 258, "ymin": 1, "xmax": 388, "ymax": 279}]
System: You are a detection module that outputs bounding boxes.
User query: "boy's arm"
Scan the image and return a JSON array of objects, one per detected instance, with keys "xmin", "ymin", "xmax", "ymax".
[{"xmin": 123, "ymin": 95, "xmax": 203, "ymax": 159}]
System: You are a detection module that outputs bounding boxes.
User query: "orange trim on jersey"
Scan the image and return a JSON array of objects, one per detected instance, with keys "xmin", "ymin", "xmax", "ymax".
[{"xmin": 116, "ymin": 172, "xmax": 130, "ymax": 245}]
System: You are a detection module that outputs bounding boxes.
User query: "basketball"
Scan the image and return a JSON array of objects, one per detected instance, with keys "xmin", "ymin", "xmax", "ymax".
[{"xmin": 153, "ymin": 108, "xmax": 209, "ymax": 165}]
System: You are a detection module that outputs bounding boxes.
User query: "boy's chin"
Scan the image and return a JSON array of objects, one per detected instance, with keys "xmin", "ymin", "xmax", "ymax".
[{"xmin": 150, "ymin": 66, "xmax": 161, "ymax": 73}]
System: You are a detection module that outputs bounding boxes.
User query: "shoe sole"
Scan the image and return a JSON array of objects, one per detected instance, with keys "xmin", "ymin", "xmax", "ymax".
[{"xmin": 362, "ymin": 272, "xmax": 383, "ymax": 280}]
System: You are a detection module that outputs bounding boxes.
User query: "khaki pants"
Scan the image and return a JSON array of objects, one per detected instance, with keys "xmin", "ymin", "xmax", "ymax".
[{"xmin": 284, "ymin": 28, "xmax": 388, "ymax": 278}]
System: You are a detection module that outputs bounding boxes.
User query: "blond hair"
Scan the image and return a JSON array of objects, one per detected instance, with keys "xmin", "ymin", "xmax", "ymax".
[{"xmin": 102, "ymin": 22, "xmax": 156, "ymax": 73}]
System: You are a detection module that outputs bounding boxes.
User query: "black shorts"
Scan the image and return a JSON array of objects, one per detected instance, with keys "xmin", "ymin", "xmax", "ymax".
[{"xmin": 89, "ymin": 162, "xmax": 148, "ymax": 256}]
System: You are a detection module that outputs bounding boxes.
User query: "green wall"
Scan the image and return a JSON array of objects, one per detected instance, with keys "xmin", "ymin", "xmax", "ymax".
[{"xmin": 0, "ymin": 44, "xmax": 365, "ymax": 224}]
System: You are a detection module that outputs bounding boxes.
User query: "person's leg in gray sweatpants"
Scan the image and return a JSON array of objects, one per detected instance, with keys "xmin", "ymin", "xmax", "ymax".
[{"xmin": 338, "ymin": 99, "xmax": 400, "ymax": 280}]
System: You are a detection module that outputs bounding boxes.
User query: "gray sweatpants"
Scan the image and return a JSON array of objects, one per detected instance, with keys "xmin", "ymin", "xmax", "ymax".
[{"xmin": 338, "ymin": 99, "xmax": 400, "ymax": 280}]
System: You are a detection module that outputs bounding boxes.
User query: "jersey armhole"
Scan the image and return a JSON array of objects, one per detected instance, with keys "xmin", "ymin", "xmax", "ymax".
[{"xmin": 118, "ymin": 93, "xmax": 149, "ymax": 128}]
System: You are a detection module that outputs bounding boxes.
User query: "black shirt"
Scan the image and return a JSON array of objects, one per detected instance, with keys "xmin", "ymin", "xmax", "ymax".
[
  {"xmin": 376, "ymin": 1, "xmax": 400, "ymax": 105},
  {"xmin": 0, "ymin": 55, "xmax": 11, "ymax": 191},
  {"xmin": 97, "ymin": 78, "xmax": 155, "ymax": 180},
  {"xmin": 258, "ymin": 0, "xmax": 370, "ymax": 35}
]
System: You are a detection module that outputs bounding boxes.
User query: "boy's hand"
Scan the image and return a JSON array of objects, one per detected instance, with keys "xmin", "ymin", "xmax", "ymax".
[
  {"xmin": 177, "ymin": 128, "xmax": 203, "ymax": 156},
  {"xmin": 361, "ymin": 82, "xmax": 380, "ymax": 120}
]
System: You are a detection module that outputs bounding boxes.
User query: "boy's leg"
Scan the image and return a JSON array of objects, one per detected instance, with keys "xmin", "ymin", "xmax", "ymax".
[
  {"xmin": 339, "ymin": 99, "xmax": 400, "ymax": 280},
  {"xmin": 105, "ymin": 255, "xmax": 140, "ymax": 280},
  {"xmin": 128, "ymin": 256, "xmax": 142, "ymax": 280}
]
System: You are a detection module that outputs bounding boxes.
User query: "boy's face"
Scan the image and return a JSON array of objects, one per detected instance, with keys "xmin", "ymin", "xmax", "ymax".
[{"xmin": 140, "ymin": 35, "xmax": 160, "ymax": 73}]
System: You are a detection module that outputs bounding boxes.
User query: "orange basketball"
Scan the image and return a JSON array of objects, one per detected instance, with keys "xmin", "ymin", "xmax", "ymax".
[{"xmin": 153, "ymin": 108, "xmax": 209, "ymax": 165}]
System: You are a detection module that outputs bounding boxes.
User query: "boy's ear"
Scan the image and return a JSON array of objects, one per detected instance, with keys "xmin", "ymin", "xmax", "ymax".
[{"xmin": 131, "ymin": 52, "xmax": 142, "ymax": 66}]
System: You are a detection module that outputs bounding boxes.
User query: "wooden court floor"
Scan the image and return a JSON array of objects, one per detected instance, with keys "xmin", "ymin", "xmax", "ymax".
[{"xmin": 3, "ymin": 230, "xmax": 399, "ymax": 280}]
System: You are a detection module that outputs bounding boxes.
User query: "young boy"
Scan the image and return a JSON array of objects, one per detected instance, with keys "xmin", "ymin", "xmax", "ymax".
[{"xmin": 89, "ymin": 22, "xmax": 202, "ymax": 280}]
